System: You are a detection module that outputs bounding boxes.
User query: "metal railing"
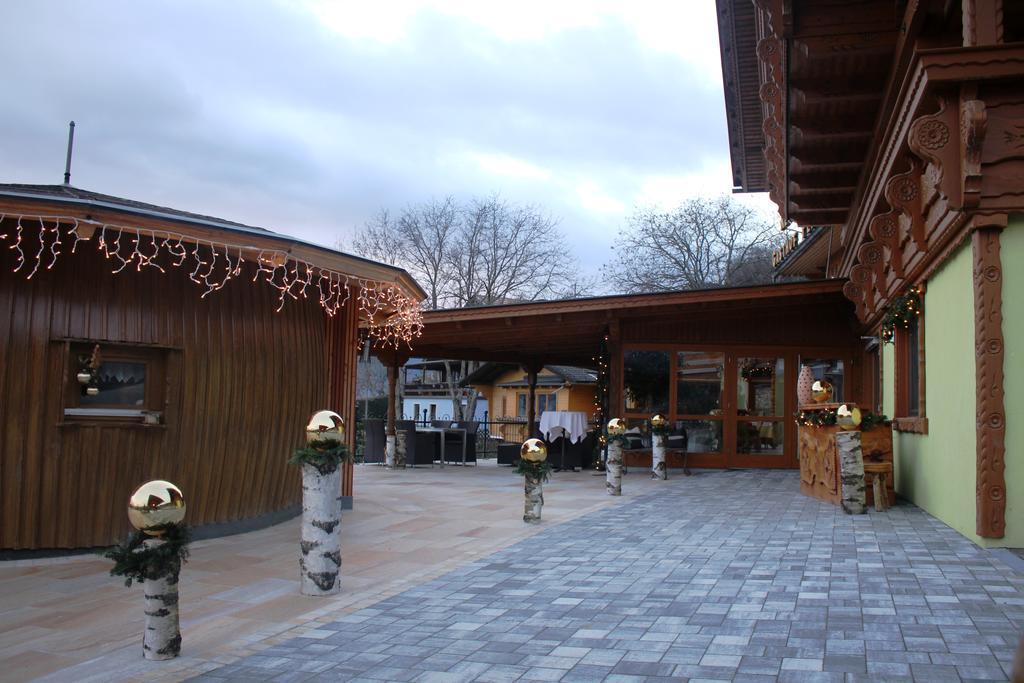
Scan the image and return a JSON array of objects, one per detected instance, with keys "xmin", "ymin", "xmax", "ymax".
[{"xmin": 353, "ymin": 414, "xmax": 601, "ymax": 461}]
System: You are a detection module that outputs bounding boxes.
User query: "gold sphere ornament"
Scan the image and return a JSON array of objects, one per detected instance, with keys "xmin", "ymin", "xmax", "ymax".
[
  {"xmin": 607, "ymin": 418, "xmax": 626, "ymax": 436},
  {"xmin": 650, "ymin": 414, "xmax": 667, "ymax": 429},
  {"xmin": 128, "ymin": 480, "xmax": 186, "ymax": 535},
  {"xmin": 836, "ymin": 404, "xmax": 862, "ymax": 430},
  {"xmin": 811, "ymin": 379, "xmax": 834, "ymax": 403},
  {"xmin": 520, "ymin": 438, "xmax": 548, "ymax": 462},
  {"xmin": 305, "ymin": 410, "xmax": 344, "ymax": 445}
]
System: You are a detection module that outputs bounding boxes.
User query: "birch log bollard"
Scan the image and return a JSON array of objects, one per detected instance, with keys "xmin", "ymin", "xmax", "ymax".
[
  {"xmin": 518, "ymin": 438, "xmax": 550, "ymax": 524},
  {"xmin": 291, "ymin": 410, "xmax": 349, "ymax": 596},
  {"xmin": 385, "ymin": 433, "xmax": 396, "ymax": 469},
  {"xmin": 606, "ymin": 418, "xmax": 626, "ymax": 496},
  {"xmin": 395, "ymin": 429, "xmax": 407, "ymax": 469},
  {"xmin": 650, "ymin": 414, "xmax": 669, "ymax": 480},
  {"xmin": 108, "ymin": 480, "xmax": 189, "ymax": 661},
  {"xmin": 836, "ymin": 405, "xmax": 866, "ymax": 515}
]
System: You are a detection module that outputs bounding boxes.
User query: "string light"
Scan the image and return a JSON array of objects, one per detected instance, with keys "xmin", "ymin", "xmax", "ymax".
[{"xmin": 3, "ymin": 213, "xmax": 424, "ymax": 347}]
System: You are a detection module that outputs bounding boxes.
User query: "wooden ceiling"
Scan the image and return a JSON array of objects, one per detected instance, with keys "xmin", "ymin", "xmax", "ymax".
[
  {"xmin": 408, "ymin": 281, "xmax": 850, "ymax": 366},
  {"xmin": 718, "ymin": 0, "xmax": 903, "ymax": 227}
]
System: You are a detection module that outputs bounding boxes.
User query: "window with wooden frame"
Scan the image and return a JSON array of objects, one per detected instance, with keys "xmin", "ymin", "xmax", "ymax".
[
  {"xmin": 64, "ymin": 342, "xmax": 168, "ymax": 425},
  {"xmin": 893, "ymin": 304, "xmax": 927, "ymax": 433}
]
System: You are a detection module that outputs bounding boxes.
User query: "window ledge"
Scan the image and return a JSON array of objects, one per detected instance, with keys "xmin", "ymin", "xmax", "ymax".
[
  {"xmin": 893, "ymin": 417, "xmax": 928, "ymax": 434},
  {"xmin": 58, "ymin": 421, "xmax": 166, "ymax": 429}
]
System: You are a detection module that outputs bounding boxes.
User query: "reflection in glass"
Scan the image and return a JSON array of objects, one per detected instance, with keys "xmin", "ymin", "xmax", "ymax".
[
  {"xmin": 81, "ymin": 361, "xmax": 147, "ymax": 406},
  {"xmin": 737, "ymin": 357, "xmax": 785, "ymax": 416},
  {"xmin": 800, "ymin": 358, "xmax": 844, "ymax": 401},
  {"xmin": 676, "ymin": 352, "xmax": 724, "ymax": 415},
  {"xmin": 624, "ymin": 351, "xmax": 670, "ymax": 414},
  {"xmin": 674, "ymin": 419, "xmax": 721, "ymax": 453},
  {"xmin": 622, "ymin": 418, "xmax": 649, "ymax": 449},
  {"xmin": 737, "ymin": 420, "xmax": 784, "ymax": 454}
]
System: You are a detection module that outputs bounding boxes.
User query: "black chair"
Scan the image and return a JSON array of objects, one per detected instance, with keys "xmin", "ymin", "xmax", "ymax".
[
  {"xmin": 396, "ymin": 420, "xmax": 437, "ymax": 467},
  {"xmin": 363, "ymin": 419, "xmax": 385, "ymax": 465},
  {"xmin": 453, "ymin": 421, "xmax": 479, "ymax": 464},
  {"xmin": 497, "ymin": 442, "xmax": 520, "ymax": 466}
]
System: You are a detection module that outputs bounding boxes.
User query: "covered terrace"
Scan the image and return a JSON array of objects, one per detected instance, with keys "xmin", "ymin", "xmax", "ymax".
[{"xmin": 377, "ymin": 279, "xmax": 868, "ymax": 471}]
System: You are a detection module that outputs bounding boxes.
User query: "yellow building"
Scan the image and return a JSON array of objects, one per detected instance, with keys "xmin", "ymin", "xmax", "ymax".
[{"xmin": 465, "ymin": 364, "xmax": 597, "ymax": 441}]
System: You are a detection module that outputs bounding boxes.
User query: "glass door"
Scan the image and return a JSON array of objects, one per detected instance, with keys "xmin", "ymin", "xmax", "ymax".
[
  {"xmin": 675, "ymin": 351, "xmax": 726, "ymax": 464},
  {"xmin": 728, "ymin": 356, "xmax": 787, "ymax": 467}
]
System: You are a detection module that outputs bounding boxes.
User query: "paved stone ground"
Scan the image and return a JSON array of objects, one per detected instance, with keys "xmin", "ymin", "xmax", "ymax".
[{"xmin": 192, "ymin": 470, "xmax": 1024, "ymax": 682}]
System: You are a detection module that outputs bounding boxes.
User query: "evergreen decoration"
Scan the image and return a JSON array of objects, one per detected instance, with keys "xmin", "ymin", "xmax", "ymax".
[
  {"xmin": 881, "ymin": 287, "xmax": 923, "ymax": 343},
  {"xmin": 102, "ymin": 523, "xmax": 191, "ymax": 587},
  {"xmin": 797, "ymin": 408, "xmax": 891, "ymax": 430},
  {"xmin": 860, "ymin": 412, "xmax": 891, "ymax": 432},
  {"xmin": 649, "ymin": 421, "xmax": 671, "ymax": 436},
  {"xmin": 606, "ymin": 433, "xmax": 631, "ymax": 448},
  {"xmin": 514, "ymin": 458, "xmax": 552, "ymax": 483},
  {"xmin": 288, "ymin": 441, "xmax": 351, "ymax": 475}
]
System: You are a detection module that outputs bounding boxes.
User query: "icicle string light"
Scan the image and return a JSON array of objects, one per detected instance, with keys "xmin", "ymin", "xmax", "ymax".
[{"xmin": 3, "ymin": 214, "xmax": 423, "ymax": 347}]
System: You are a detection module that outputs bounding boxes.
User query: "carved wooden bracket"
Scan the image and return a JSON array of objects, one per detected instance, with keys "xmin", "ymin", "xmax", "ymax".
[
  {"xmin": 885, "ymin": 160, "xmax": 926, "ymax": 251},
  {"xmin": 868, "ymin": 211, "xmax": 904, "ymax": 279},
  {"xmin": 908, "ymin": 98, "xmax": 960, "ymax": 206},
  {"xmin": 757, "ymin": 36, "xmax": 787, "ymax": 212}
]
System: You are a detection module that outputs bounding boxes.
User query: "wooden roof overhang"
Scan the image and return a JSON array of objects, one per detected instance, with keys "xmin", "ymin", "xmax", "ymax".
[
  {"xmin": 0, "ymin": 187, "xmax": 426, "ymax": 302},
  {"xmin": 412, "ymin": 280, "xmax": 850, "ymax": 367},
  {"xmin": 716, "ymin": 0, "xmax": 902, "ymax": 227}
]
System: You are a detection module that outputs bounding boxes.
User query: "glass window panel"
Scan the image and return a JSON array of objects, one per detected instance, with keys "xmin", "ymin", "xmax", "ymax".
[
  {"xmin": 624, "ymin": 351, "xmax": 670, "ymax": 414},
  {"xmin": 676, "ymin": 352, "xmax": 724, "ymax": 415},
  {"xmin": 80, "ymin": 361, "xmax": 147, "ymax": 406},
  {"xmin": 671, "ymin": 419, "xmax": 722, "ymax": 453},
  {"xmin": 622, "ymin": 418, "xmax": 649, "ymax": 449},
  {"xmin": 548, "ymin": 393, "xmax": 556, "ymax": 412},
  {"xmin": 737, "ymin": 420, "xmax": 785, "ymax": 454},
  {"xmin": 517, "ymin": 393, "xmax": 526, "ymax": 417},
  {"xmin": 800, "ymin": 358, "xmax": 845, "ymax": 402},
  {"xmin": 737, "ymin": 357, "xmax": 785, "ymax": 416}
]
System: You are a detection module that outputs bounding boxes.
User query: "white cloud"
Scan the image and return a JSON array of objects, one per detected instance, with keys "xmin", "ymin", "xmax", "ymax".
[{"xmin": 464, "ymin": 151, "xmax": 552, "ymax": 182}]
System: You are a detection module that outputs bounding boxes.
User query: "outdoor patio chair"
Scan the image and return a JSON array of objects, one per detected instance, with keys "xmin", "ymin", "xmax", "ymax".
[
  {"xmin": 452, "ymin": 421, "xmax": 479, "ymax": 464},
  {"xmin": 363, "ymin": 418, "xmax": 385, "ymax": 465},
  {"xmin": 496, "ymin": 442, "xmax": 520, "ymax": 466},
  {"xmin": 396, "ymin": 420, "xmax": 437, "ymax": 467}
]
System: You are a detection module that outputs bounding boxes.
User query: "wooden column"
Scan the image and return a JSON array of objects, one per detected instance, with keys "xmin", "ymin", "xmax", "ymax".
[
  {"xmin": 973, "ymin": 224, "xmax": 1006, "ymax": 538},
  {"xmin": 524, "ymin": 363, "xmax": 541, "ymax": 438},
  {"xmin": 386, "ymin": 363, "xmax": 398, "ymax": 439},
  {"xmin": 608, "ymin": 320, "xmax": 622, "ymax": 421}
]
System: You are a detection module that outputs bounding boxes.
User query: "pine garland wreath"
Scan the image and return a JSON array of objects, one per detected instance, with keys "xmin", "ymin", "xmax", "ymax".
[
  {"xmin": 606, "ymin": 433, "xmax": 631, "ymax": 448},
  {"xmin": 796, "ymin": 409, "xmax": 891, "ymax": 430},
  {"xmin": 288, "ymin": 441, "xmax": 351, "ymax": 475},
  {"xmin": 514, "ymin": 459, "xmax": 552, "ymax": 483},
  {"xmin": 649, "ymin": 421, "xmax": 671, "ymax": 437},
  {"xmin": 881, "ymin": 286, "xmax": 923, "ymax": 343},
  {"xmin": 860, "ymin": 411, "xmax": 891, "ymax": 432},
  {"xmin": 102, "ymin": 524, "xmax": 191, "ymax": 587}
]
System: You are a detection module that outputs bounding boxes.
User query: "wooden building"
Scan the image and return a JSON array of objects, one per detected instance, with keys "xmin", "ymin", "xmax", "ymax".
[
  {"xmin": 466, "ymin": 363, "xmax": 597, "ymax": 420},
  {"xmin": 717, "ymin": 0, "xmax": 1024, "ymax": 546},
  {"xmin": 0, "ymin": 184, "xmax": 423, "ymax": 550},
  {"xmin": 412, "ymin": 282, "xmax": 864, "ymax": 471}
]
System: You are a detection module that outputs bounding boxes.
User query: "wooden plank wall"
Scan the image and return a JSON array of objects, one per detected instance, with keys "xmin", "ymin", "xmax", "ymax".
[{"xmin": 0, "ymin": 225, "xmax": 361, "ymax": 549}]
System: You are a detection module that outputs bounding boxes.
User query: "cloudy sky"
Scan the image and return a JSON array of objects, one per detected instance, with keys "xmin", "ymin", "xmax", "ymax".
[{"xmin": 1, "ymin": 1, "xmax": 774, "ymax": 279}]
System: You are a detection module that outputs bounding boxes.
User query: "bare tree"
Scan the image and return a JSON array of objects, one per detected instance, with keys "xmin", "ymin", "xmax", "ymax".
[
  {"xmin": 603, "ymin": 195, "xmax": 781, "ymax": 293},
  {"xmin": 348, "ymin": 196, "xmax": 584, "ymax": 421}
]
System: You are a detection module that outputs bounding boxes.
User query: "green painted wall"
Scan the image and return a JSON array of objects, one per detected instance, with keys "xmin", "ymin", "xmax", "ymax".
[
  {"xmin": 892, "ymin": 240, "xmax": 980, "ymax": 542},
  {"xmin": 999, "ymin": 216, "xmax": 1024, "ymax": 547},
  {"xmin": 890, "ymin": 217, "xmax": 1024, "ymax": 547}
]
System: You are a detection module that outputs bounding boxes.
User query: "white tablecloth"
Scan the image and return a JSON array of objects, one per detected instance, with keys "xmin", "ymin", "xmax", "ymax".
[{"xmin": 539, "ymin": 410, "xmax": 590, "ymax": 444}]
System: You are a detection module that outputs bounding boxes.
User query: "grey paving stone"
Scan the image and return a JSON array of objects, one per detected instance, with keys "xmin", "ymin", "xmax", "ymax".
[{"xmin": 193, "ymin": 470, "xmax": 1024, "ymax": 683}]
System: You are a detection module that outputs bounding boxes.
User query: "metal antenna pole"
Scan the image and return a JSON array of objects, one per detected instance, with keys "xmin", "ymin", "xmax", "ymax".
[{"xmin": 63, "ymin": 121, "xmax": 76, "ymax": 185}]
